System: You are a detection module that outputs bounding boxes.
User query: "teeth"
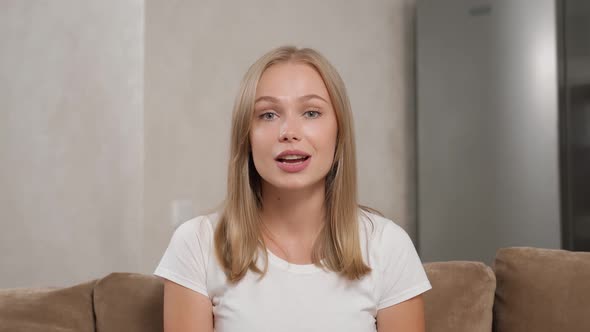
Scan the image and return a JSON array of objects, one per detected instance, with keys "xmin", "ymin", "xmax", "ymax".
[{"xmin": 281, "ymin": 155, "xmax": 306, "ymax": 160}]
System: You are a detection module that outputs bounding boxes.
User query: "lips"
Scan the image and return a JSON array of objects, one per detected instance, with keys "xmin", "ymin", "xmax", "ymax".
[
  {"xmin": 276, "ymin": 155, "xmax": 310, "ymax": 163},
  {"xmin": 275, "ymin": 150, "xmax": 311, "ymax": 162},
  {"xmin": 275, "ymin": 150, "xmax": 311, "ymax": 173}
]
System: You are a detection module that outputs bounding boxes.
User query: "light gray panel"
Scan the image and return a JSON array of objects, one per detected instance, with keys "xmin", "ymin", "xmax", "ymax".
[{"xmin": 417, "ymin": 0, "xmax": 561, "ymax": 263}]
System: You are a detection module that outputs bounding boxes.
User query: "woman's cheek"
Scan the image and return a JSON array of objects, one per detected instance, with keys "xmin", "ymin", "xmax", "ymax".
[
  {"xmin": 250, "ymin": 126, "xmax": 275, "ymax": 160},
  {"xmin": 311, "ymin": 120, "xmax": 337, "ymax": 147}
]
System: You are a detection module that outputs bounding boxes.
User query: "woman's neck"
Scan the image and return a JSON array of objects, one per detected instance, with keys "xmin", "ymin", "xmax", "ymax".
[{"xmin": 259, "ymin": 181, "xmax": 326, "ymax": 242}]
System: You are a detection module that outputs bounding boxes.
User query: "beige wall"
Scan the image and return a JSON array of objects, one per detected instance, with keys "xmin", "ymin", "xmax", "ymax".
[
  {"xmin": 0, "ymin": 1, "xmax": 144, "ymax": 288},
  {"xmin": 143, "ymin": 0, "xmax": 417, "ymax": 272},
  {"xmin": 1, "ymin": 0, "xmax": 416, "ymax": 286}
]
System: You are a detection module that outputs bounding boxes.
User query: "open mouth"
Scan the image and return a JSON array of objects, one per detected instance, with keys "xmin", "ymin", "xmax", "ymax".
[
  {"xmin": 275, "ymin": 155, "xmax": 311, "ymax": 164},
  {"xmin": 274, "ymin": 151, "xmax": 311, "ymax": 172}
]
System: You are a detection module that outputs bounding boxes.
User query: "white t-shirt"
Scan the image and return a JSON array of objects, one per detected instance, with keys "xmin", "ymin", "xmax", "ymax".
[{"xmin": 154, "ymin": 211, "xmax": 431, "ymax": 332}]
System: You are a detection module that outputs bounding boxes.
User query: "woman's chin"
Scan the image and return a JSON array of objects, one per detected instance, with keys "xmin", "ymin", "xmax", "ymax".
[{"xmin": 264, "ymin": 178, "xmax": 324, "ymax": 192}]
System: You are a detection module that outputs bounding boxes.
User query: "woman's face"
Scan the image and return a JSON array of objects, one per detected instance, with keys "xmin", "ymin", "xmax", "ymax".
[{"xmin": 250, "ymin": 62, "xmax": 338, "ymax": 192}]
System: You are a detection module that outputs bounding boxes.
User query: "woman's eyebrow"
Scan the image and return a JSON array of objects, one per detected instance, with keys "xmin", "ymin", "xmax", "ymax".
[
  {"xmin": 254, "ymin": 94, "xmax": 329, "ymax": 104},
  {"xmin": 299, "ymin": 94, "xmax": 328, "ymax": 103},
  {"xmin": 254, "ymin": 96, "xmax": 279, "ymax": 104}
]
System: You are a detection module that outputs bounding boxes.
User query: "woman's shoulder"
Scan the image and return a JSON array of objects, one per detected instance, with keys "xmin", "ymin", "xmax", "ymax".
[
  {"xmin": 359, "ymin": 210, "xmax": 409, "ymax": 240},
  {"xmin": 174, "ymin": 212, "xmax": 220, "ymax": 240},
  {"xmin": 358, "ymin": 210, "xmax": 416, "ymax": 258}
]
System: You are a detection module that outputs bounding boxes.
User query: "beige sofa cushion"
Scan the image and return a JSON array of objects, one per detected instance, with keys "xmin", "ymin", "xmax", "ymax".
[
  {"xmin": 93, "ymin": 272, "xmax": 163, "ymax": 332},
  {"xmin": 423, "ymin": 262, "xmax": 496, "ymax": 332},
  {"xmin": 0, "ymin": 279, "xmax": 96, "ymax": 332},
  {"xmin": 493, "ymin": 247, "xmax": 590, "ymax": 332}
]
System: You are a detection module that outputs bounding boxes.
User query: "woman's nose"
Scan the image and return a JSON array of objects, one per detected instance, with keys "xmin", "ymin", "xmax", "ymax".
[{"xmin": 278, "ymin": 116, "xmax": 301, "ymax": 142}]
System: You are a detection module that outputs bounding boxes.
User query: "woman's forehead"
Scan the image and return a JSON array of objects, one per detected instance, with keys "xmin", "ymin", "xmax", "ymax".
[{"xmin": 255, "ymin": 62, "xmax": 330, "ymax": 102}]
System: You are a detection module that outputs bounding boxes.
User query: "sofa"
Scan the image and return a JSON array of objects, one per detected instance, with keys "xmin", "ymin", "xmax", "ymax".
[{"xmin": 1, "ymin": 247, "xmax": 589, "ymax": 332}]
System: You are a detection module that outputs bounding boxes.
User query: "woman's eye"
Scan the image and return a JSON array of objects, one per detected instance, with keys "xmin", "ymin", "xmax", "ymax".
[
  {"xmin": 304, "ymin": 110, "xmax": 321, "ymax": 118},
  {"xmin": 259, "ymin": 112, "xmax": 277, "ymax": 120}
]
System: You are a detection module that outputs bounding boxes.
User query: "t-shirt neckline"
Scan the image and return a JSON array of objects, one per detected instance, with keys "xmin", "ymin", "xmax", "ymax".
[{"xmin": 264, "ymin": 248, "xmax": 325, "ymax": 274}]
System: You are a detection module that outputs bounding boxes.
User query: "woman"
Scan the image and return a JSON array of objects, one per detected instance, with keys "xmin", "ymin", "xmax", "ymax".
[{"xmin": 154, "ymin": 46, "xmax": 431, "ymax": 331}]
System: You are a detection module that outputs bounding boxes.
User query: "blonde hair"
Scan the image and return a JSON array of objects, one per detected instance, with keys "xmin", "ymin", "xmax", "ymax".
[{"xmin": 214, "ymin": 45, "xmax": 373, "ymax": 283}]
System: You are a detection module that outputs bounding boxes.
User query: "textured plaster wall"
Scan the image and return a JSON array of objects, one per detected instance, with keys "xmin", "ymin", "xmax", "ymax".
[{"xmin": 0, "ymin": 1, "xmax": 144, "ymax": 287}]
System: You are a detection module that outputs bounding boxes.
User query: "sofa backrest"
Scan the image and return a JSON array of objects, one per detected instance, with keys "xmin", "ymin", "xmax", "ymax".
[
  {"xmin": 7, "ymin": 247, "xmax": 588, "ymax": 332},
  {"xmin": 423, "ymin": 261, "xmax": 496, "ymax": 332},
  {"xmin": 493, "ymin": 247, "xmax": 590, "ymax": 332},
  {"xmin": 0, "ymin": 279, "xmax": 96, "ymax": 332},
  {"xmin": 93, "ymin": 272, "xmax": 163, "ymax": 332}
]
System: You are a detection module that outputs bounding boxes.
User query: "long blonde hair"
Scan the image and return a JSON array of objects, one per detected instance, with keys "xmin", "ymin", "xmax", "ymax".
[{"xmin": 214, "ymin": 46, "xmax": 373, "ymax": 283}]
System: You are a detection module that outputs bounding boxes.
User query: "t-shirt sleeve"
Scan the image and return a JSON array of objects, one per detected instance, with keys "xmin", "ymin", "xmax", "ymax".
[
  {"xmin": 153, "ymin": 217, "xmax": 211, "ymax": 297},
  {"xmin": 376, "ymin": 221, "xmax": 432, "ymax": 310}
]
